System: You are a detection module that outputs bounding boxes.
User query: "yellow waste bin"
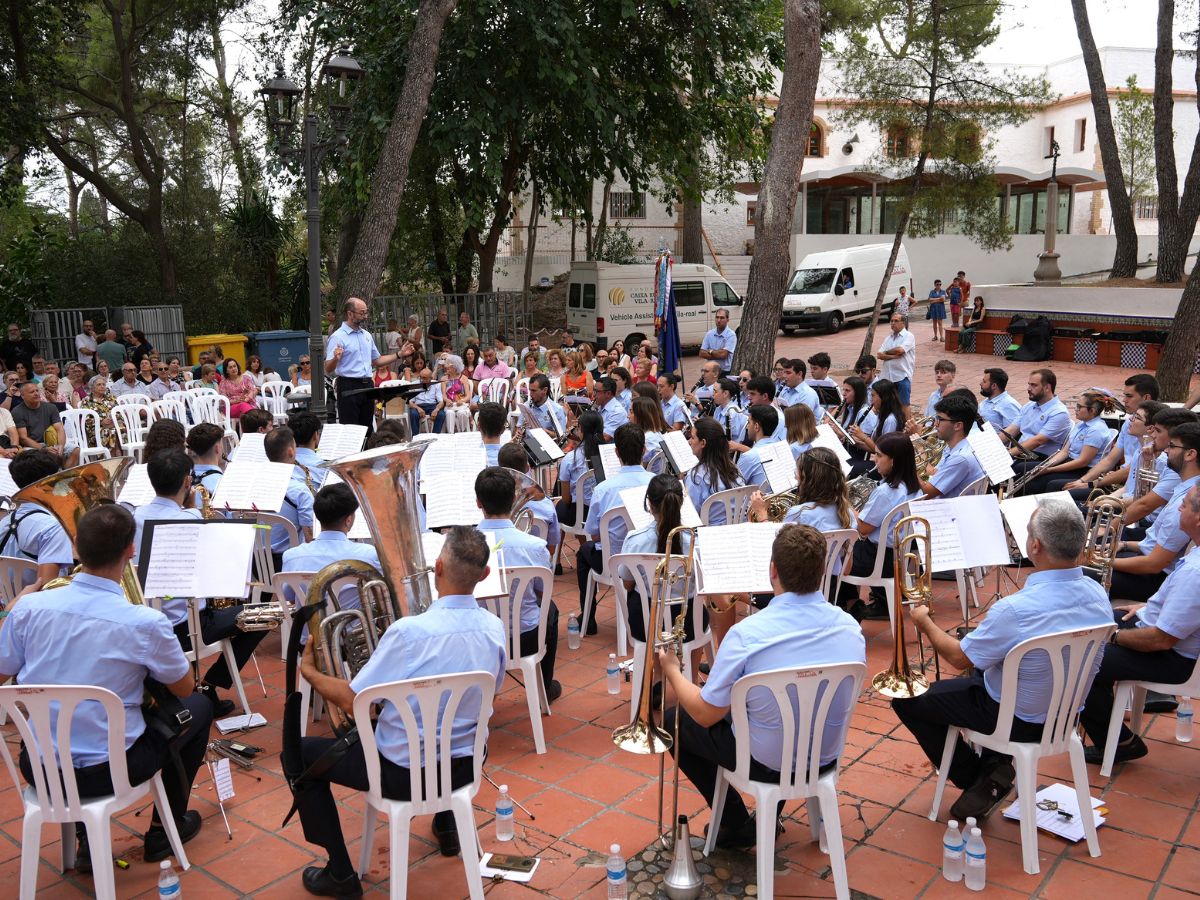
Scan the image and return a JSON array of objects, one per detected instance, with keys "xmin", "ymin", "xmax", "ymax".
[{"xmin": 186, "ymin": 333, "xmax": 248, "ymax": 370}]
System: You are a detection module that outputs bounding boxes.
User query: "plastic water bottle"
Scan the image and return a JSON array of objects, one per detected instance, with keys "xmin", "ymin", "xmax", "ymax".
[
  {"xmin": 1177, "ymin": 697, "xmax": 1193, "ymax": 743},
  {"xmin": 941, "ymin": 819, "xmax": 964, "ymax": 882},
  {"xmin": 158, "ymin": 859, "xmax": 181, "ymax": 898},
  {"xmin": 964, "ymin": 827, "xmax": 986, "ymax": 891},
  {"xmin": 567, "ymin": 613, "xmax": 582, "ymax": 650},
  {"xmin": 607, "ymin": 654, "xmax": 620, "ymax": 694},
  {"xmin": 495, "ymin": 785, "xmax": 514, "ymax": 841},
  {"xmin": 606, "ymin": 843, "xmax": 627, "ymax": 899}
]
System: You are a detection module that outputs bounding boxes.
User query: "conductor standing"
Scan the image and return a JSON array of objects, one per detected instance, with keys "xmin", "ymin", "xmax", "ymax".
[{"xmin": 325, "ymin": 297, "xmax": 403, "ymax": 431}]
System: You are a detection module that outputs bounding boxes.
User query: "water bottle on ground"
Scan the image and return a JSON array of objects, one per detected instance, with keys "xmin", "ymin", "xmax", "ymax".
[
  {"xmin": 495, "ymin": 785, "xmax": 514, "ymax": 841},
  {"xmin": 607, "ymin": 654, "xmax": 620, "ymax": 694},
  {"xmin": 941, "ymin": 819, "xmax": 964, "ymax": 883},
  {"xmin": 158, "ymin": 859, "xmax": 181, "ymax": 898},
  {"xmin": 964, "ymin": 827, "xmax": 986, "ymax": 891},
  {"xmin": 1177, "ymin": 696, "xmax": 1193, "ymax": 743},
  {"xmin": 567, "ymin": 613, "xmax": 581, "ymax": 650},
  {"xmin": 607, "ymin": 843, "xmax": 627, "ymax": 899}
]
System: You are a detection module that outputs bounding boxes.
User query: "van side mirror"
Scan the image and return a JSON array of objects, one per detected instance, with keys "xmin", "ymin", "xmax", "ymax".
[{"xmin": 834, "ymin": 284, "xmax": 845, "ymax": 296}]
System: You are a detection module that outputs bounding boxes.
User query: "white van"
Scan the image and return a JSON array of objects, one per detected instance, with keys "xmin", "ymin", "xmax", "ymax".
[
  {"xmin": 780, "ymin": 242, "xmax": 913, "ymax": 334},
  {"xmin": 566, "ymin": 261, "xmax": 744, "ymax": 349}
]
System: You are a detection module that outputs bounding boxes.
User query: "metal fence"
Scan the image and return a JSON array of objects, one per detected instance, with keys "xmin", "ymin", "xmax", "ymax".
[
  {"xmin": 371, "ymin": 293, "xmax": 532, "ymax": 357},
  {"xmin": 29, "ymin": 305, "xmax": 186, "ymax": 367}
]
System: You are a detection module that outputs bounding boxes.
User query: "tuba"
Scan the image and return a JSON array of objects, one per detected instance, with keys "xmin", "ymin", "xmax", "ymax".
[
  {"xmin": 504, "ymin": 467, "xmax": 546, "ymax": 532},
  {"xmin": 872, "ymin": 515, "xmax": 936, "ymax": 698},
  {"xmin": 1080, "ymin": 494, "xmax": 1124, "ymax": 592}
]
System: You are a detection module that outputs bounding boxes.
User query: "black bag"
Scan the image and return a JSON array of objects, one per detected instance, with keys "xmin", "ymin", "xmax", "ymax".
[
  {"xmin": 1006, "ymin": 315, "xmax": 1031, "ymax": 335},
  {"xmin": 1011, "ymin": 315, "xmax": 1053, "ymax": 361}
]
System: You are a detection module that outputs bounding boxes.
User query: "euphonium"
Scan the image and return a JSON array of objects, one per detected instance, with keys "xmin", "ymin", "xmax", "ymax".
[
  {"xmin": 847, "ymin": 466, "xmax": 878, "ymax": 512},
  {"xmin": 1080, "ymin": 494, "xmax": 1124, "ymax": 592},
  {"xmin": 910, "ymin": 416, "xmax": 946, "ymax": 480},
  {"xmin": 871, "ymin": 515, "xmax": 935, "ymax": 698},
  {"xmin": 14, "ymin": 457, "xmax": 143, "ymax": 604},
  {"xmin": 504, "ymin": 467, "xmax": 544, "ymax": 532}
]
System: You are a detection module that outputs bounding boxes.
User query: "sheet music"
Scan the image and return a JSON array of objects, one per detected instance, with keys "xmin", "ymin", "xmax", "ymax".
[
  {"xmin": 760, "ymin": 442, "xmax": 797, "ymax": 494},
  {"xmin": 141, "ymin": 521, "xmax": 256, "ymax": 598},
  {"xmin": 661, "ymin": 430, "xmax": 698, "ymax": 473},
  {"xmin": 419, "ymin": 441, "xmax": 486, "ymax": 488},
  {"xmin": 695, "ymin": 523, "xmax": 782, "ymax": 595},
  {"xmin": 312, "ymin": 473, "xmax": 371, "ymax": 539},
  {"xmin": 117, "ymin": 464, "xmax": 156, "ymax": 506},
  {"xmin": 424, "ymin": 476, "xmax": 483, "ymax": 528},
  {"xmin": 811, "ymin": 424, "xmax": 853, "ymax": 474},
  {"xmin": 822, "ymin": 415, "xmax": 852, "ymax": 445},
  {"xmin": 618, "ymin": 484, "xmax": 702, "ymax": 533},
  {"xmin": 0, "ymin": 459, "xmax": 16, "ymax": 499},
  {"xmin": 1000, "ymin": 491, "xmax": 1074, "ymax": 556},
  {"xmin": 527, "ymin": 427, "xmax": 565, "ymax": 461},
  {"xmin": 317, "ymin": 424, "xmax": 369, "ymax": 461},
  {"xmin": 968, "ymin": 422, "xmax": 1017, "ymax": 485},
  {"xmin": 211, "ymin": 758, "xmax": 235, "ymax": 801},
  {"xmin": 598, "ymin": 444, "xmax": 621, "ymax": 480},
  {"xmin": 235, "ymin": 432, "xmax": 267, "ymax": 463},
  {"xmin": 209, "ymin": 460, "xmax": 294, "ymax": 512},
  {"xmin": 914, "ymin": 495, "xmax": 1012, "ymax": 572}
]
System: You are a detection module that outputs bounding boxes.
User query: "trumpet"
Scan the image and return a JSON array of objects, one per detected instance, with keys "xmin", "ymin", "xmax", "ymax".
[
  {"xmin": 1133, "ymin": 434, "xmax": 1160, "ymax": 500},
  {"xmin": 611, "ymin": 526, "xmax": 703, "ymax": 898},
  {"xmin": 872, "ymin": 515, "xmax": 936, "ymax": 698}
]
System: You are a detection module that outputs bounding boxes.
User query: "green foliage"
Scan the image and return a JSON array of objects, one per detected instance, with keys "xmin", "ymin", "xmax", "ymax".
[
  {"xmin": 1114, "ymin": 74, "xmax": 1156, "ymax": 201},
  {"xmin": 593, "ymin": 225, "xmax": 645, "ymax": 265}
]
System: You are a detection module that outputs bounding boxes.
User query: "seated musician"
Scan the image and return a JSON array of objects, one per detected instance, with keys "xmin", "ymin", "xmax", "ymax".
[
  {"xmin": 595, "ymin": 376, "xmax": 627, "ymax": 441},
  {"xmin": 785, "ymin": 403, "xmax": 818, "ymax": 459},
  {"xmin": 894, "ymin": 500, "xmax": 1112, "ymax": 820},
  {"xmin": 1064, "ymin": 375, "xmax": 1159, "ymax": 503},
  {"xmin": 749, "ymin": 447, "xmax": 855, "ymax": 532},
  {"xmin": 836, "ymin": 433, "xmax": 923, "ymax": 621},
  {"xmin": 658, "ymin": 373, "xmax": 691, "ymax": 431},
  {"xmin": 683, "ymin": 361, "xmax": 721, "ymax": 417},
  {"xmin": 1002, "ymin": 368, "xmax": 1071, "ymax": 475},
  {"xmin": 1109, "ymin": 422, "xmax": 1200, "ymax": 602},
  {"xmin": 1064, "ymin": 400, "xmax": 1167, "ymax": 510},
  {"xmin": 290, "ymin": 411, "xmax": 328, "ymax": 489},
  {"xmin": 919, "ymin": 395, "xmax": 984, "ymax": 499},
  {"xmin": 0, "ymin": 504, "xmax": 213, "ymax": 872},
  {"xmin": 630, "ymin": 396, "xmax": 668, "ymax": 465},
  {"xmin": 711, "ymin": 378, "xmax": 748, "ymax": 445},
  {"xmin": 556, "ymin": 409, "xmax": 602, "ymax": 531},
  {"xmin": 1015, "ymin": 393, "xmax": 1111, "ymax": 496},
  {"xmin": 475, "ymin": 467, "xmax": 560, "ymax": 703},
  {"xmin": 134, "ymin": 449, "xmax": 267, "ymax": 717},
  {"xmin": 977, "ymin": 367, "xmax": 1022, "ymax": 432},
  {"xmin": 296, "ymin": 527, "xmax": 506, "ymax": 894},
  {"xmin": 684, "ymin": 418, "xmax": 744, "ymax": 525},
  {"xmin": 498, "ymin": 443, "xmax": 560, "ymax": 555},
  {"xmin": 735, "ymin": 405, "xmax": 783, "ymax": 488},
  {"xmin": 0, "ymin": 449, "xmax": 73, "ymax": 592},
  {"xmin": 1114, "ymin": 408, "xmax": 1196, "ymax": 538},
  {"xmin": 577, "ymin": 424, "xmax": 652, "ymax": 634},
  {"xmin": 519, "ymin": 373, "xmax": 566, "ymax": 436},
  {"xmin": 847, "ymin": 378, "xmax": 906, "ymax": 475},
  {"xmin": 776, "ymin": 358, "xmax": 823, "ymax": 415},
  {"xmin": 917, "ymin": 359, "xmax": 956, "ymax": 421},
  {"xmin": 658, "ymin": 524, "xmax": 864, "ymax": 849},
  {"xmin": 477, "ymin": 402, "xmax": 507, "ymax": 466},
  {"xmin": 265, "ymin": 426, "xmax": 315, "ymax": 568},
  {"xmin": 186, "ymin": 423, "xmax": 225, "ymax": 509},
  {"xmin": 1080, "ymin": 485, "xmax": 1200, "ymax": 766}
]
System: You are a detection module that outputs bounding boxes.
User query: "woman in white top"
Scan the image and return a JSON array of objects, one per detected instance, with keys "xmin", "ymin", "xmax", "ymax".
[
  {"xmin": 440, "ymin": 362, "xmax": 474, "ymax": 433},
  {"xmin": 749, "ymin": 446, "xmax": 856, "ymax": 532},
  {"xmin": 836, "ymin": 432, "xmax": 923, "ymax": 620},
  {"xmin": 785, "ymin": 403, "xmax": 819, "ymax": 460},
  {"xmin": 245, "ymin": 355, "xmax": 267, "ymax": 387},
  {"xmin": 630, "ymin": 396, "xmax": 668, "ymax": 468}
]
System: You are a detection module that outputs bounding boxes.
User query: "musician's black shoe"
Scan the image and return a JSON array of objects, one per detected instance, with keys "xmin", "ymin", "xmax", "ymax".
[
  {"xmin": 584, "ymin": 618, "xmax": 598, "ymax": 636},
  {"xmin": 546, "ymin": 679, "xmax": 563, "ymax": 705},
  {"xmin": 431, "ymin": 811, "xmax": 461, "ymax": 857},
  {"xmin": 301, "ymin": 865, "xmax": 364, "ymax": 897},
  {"xmin": 1143, "ymin": 690, "xmax": 1179, "ymax": 714},
  {"xmin": 144, "ymin": 810, "xmax": 202, "ymax": 862},
  {"xmin": 858, "ymin": 599, "xmax": 891, "ymax": 621},
  {"xmin": 949, "ymin": 762, "xmax": 1014, "ymax": 822},
  {"xmin": 1084, "ymin": 735, "xmax": 1148, "ymax": 766},
  {"xmin": 555, "ymin": 563, "xmax": 564, "ymax": 576},
  {"xmin": 73, "ymin": 827, "xmax": 92, "ymax": 874},
  {"xmin": 197, "ymin": 683, "xmax": 235, "ymax": 718}
]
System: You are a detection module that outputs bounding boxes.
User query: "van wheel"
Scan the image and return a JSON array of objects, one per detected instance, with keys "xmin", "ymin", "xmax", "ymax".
[
  {"xmin": 825, "ymin": 311, "xmax": 844, "ymax": 334},
  {"xmin": 780, "ymin": 324, "xmax": 795, "ymax": 336}
]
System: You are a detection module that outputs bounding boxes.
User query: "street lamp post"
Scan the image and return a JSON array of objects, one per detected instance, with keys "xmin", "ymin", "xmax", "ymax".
[
  {"xmin": 1034, "ymin": 138, "xmax": 1063, "ymax": 284},
  {"xmin": 259, "ymin": 50, "xmax": 364, "ymax": 421}
]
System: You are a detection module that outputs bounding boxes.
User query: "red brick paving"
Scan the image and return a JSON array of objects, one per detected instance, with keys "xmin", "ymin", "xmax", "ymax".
[{"xmin": 6, "ymin": 321, "xmax": 1199, "ymax": 898}]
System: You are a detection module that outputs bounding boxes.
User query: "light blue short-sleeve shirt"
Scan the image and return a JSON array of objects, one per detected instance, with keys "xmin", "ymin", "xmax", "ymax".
[
  {"xmin": 1067, "ymin": 417, "xmax": 1111, "ymax": 460},
  {"xmin": 700, "ymin": 326, "xmax": 737, "ymax": 372},
  {"xmin": 1017, "ymin": 397, "xmax": 1072, "ymax": 455},
  {"xmin": 1139, "ymin": 474, "xmax": 1200, "ymax": 572},
  {"xmin": 1137, "ymin": 547, "xmax": 1200, "ymax": 659},
  {"xmin": 476, "ymin": 519, "xmax": 552, "ymax": 632},
  {"xmin": 685, "ymin": 467, "xmax": 741, "ymax": 526},
  {"xmin": 325, "ymin": 322, "xmax": 380, "ymax": 379},
  {"xmin": 777, "ymin": 382, "xmax": 821, "ymax": 414},
  {"xmin": 584, "ymin": 465, "xmax": 654, "ymax": 551},
  {"xmin": 737, "ymin": 434, "xmax": 783, "ymax": 488},
  {"xmin": 282, "ymin": 530, "xmax": 381, "ymax": 611},
  {"xmin": 601, "ymin": 398, "xmax": 627, "ymax": 437},
  {"xmin": 661, "ymin": 395, "xmax": 690, "ymax": 429},
  {"xmin": 979, "ymin": 392, "xmax": 1022, "ymax": 431},
  {"xmin": 929, "ymin": 440, "xmax": 985, "ymax": 498},
  {"xmin": 0, "ymin": 502, "xmax": 73, "ymax": 586},
  {"xmin": 558, "ymin": 447, "xmax": 595, "ymax": 507},
  {"xmin": 274, "ymin": 469, "xmax": 315, "ymax": 553},
  {"xmin": 715, "ymin": 403, "xmax": 747, "ymax": 444},
  {"xmin": 860, "ymin": 481, "xmax": 921, "ymax": 547}
]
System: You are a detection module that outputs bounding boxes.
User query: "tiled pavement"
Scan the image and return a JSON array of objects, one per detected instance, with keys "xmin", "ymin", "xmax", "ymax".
[{"xmin": 5, "ymin": 319, "xmax": 1200, "ymax": 898}]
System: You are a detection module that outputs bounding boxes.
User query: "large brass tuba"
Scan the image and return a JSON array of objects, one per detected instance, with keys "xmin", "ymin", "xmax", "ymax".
[
  {"xmin": 872, "ymin": 515, "xmax": 935, "ymax": 698},
  {"xmin": 13, "ymin": 457, "xmax": 144, "ymax": 604},
  {"xmin": 301, "ymin": 442, "xmax": 432, "ymax": 689}
]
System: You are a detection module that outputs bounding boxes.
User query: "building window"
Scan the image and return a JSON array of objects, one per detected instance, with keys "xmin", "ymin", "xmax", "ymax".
[
  {"xmin": 609, "ymin": 191, "xmax": 646, "ymax": 219},
  {"xmin": 1135, "ymin": 196, "xmax": 1159, "ymax": 219},
  {"xmin": 745, "ymin": 200, "xmax": 758, "ymax": 226},
  {"xmin": 1074, "ymin": 118, "xmax": 1087, "ymax": 152},
  {"xmin": 885, "ymin": 124, "xmax": 910, "ymax": 158},
  {"xmin": 1044, "ymin": 126, "xmax": 1056, "ymax": 156},
  {"xmin": 807, "ymin": 123, "xmax": 824, "ymax": 157}
]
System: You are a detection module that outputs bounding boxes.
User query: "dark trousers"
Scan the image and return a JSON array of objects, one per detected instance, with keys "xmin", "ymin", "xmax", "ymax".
[
  {"xmin": 836, "ymin": 539, "xmax": 893, "ymax": 606},
  {"xmin": 297, "ymin": 736, "xmax": 475, "ymax": 872},
  {"xmin": 173, "ymin": 607, "xmax": 267, "ymax": 691},
  {"xmin": 1108, "ymin": 551, "xmax": 1168, "ymax": 602},
  {"xmin": 1079, "ymin": 611, "xmax": 1196, "ymax": 747},
  {"xmin": 20, "ymin": 694, "xmax": 212, "ymax": 824},
  {"xmin": 409, "ymin": 402, "xmax": 445, "ymax": 435},
  {"xmin": 1033, "ymin": 472, "xmax": 1084, "ymax": 496},
  {"xmin": 624, "ymin": 588, "xmax": 704, "ymax": 645},
  {"xmin": 519, "ymin": 601, "xmax": 559, "ymax": 686},
  {"xmin": 577, "ymin": 542, "xmax": 603, "ymax": 627},
  {"xmin": 555, "ymin": 499, "xmax": 587, "ymax": 528},
  {"xmin": 335, "ymin": 376, "xmax": 375, "ymax": 431},
  {"xmin": 892, "ymin": 671, "xmax": 1043, "ymax": 789},
  {"xmin": 1011, "ymin": 455, "xmax": 1051, "ymax": 487}
]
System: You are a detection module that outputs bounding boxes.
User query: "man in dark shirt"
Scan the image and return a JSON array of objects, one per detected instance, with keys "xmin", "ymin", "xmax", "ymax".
[
  {"xmin": 427, "ymin": 307, "xmax": 452, "ymax": 354},
  {"xmin": 0, "ymin": 324, "xmax": 38, "ymax": 374}
]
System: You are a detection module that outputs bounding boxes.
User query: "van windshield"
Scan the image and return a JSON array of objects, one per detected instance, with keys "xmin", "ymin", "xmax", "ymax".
[{"xmin": 786, "ymin": 268, "xmax": 837, "ymax": 294}]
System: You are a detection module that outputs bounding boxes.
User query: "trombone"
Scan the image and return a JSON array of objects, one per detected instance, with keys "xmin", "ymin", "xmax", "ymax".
[{"xmin": 872, "ymin": 515, "xmax": 937, "ymax": 698}]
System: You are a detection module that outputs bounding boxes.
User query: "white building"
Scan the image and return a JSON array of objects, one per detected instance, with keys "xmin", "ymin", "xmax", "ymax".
[{"xmin": 495, "ymin": 46, "xmax": 1198, "ymax": 292}]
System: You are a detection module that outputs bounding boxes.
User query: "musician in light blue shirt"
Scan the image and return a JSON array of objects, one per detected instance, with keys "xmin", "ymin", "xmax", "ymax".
[
  {"xmin": 923, "ymin": 359, "xmax": 956, "ymax": 419},
  {"xmin": 519, "ymin": 374, "xmax": 566, "ymax": 437},
  {"xmin": 658, "ymin": 374, "xmax": 691, "ymax": 430},
  {"xmin": 1004, "ymin": 368, "xmax": 1071, "ymax": 463},
  {"xmin": 475, "ymin": 468, "xmax": 560, "ymax": 702},
  {"xmin": 612, "ymin": 367, "xmax": 634, "ymax": 413},
  {"xmin": 685, "ymin": 418, "xmax": 744, "ymax": 526},
  {"xmin": 736, "ymin": 406, "xmax": 783, "ymax": 488},
  {"xmin": 0, "ymin": 450, "xmax": 74, "ymax": 590},
  {"xmin": 498, "ymin": 443, "xmax": 561, "ymax": 553},
  {"xmin": 289, "ymin": 411, "xmax": 330, "ymax": 489},
  {"xmin": 658, "ymin": 524, "xmax": 864, "ymax": 844},
  {"xmin": 578, "ymin": 424, "xmax": 653, "ymax": 633},
  {"xmin": 922, "ymin": 395, "xmax": 985, "ymax": 499},
  {"xmin": 712, "ymin": 378, "xmax": 747, "ymax": 445},
  {"xmin": 296, "ymin": 526, "xmax": 506, "ymax": 889},
  {"xmin": 777, "ymin": 359, "xmax": 822, "ymax": 414},
  {"xmin": 266, "ymin": 427, "xmax": 314, "ymax": 560},
  {"xmin": 978, "ymin": 367, "xmax": 1023, "ymax": 432},
  {"xmin": 897, "ymin": 500, "xmax": 1112, "ymax": 819},
  {"xmin": 699, "ymin": 309, "xmax": 737, "ymax": 375},
  {"xmin": 594, "ymin": 376, "xmax": 627, "ymax": 440}
]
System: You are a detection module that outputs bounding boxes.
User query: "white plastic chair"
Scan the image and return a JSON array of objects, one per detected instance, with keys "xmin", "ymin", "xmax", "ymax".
[
  {"xmin": 699, "ymin": 484, "xmax": 759, "ymax": 526},
  {"xmin": 478, "ymin": 377, "xmax": 510, "ymax": 406},
  {"xmin": 581, "ymin": 506, "xmax": 634, "ymax": 656},
  {"xmin": 703, "ymin": 663, "xmax": 866, "ymax": 900},
  {"xmin": 258, "ymin": 381, "xmax": 294, "ymax": 425},
  {"xmin": 821, "ymin": 528, "xmax": 858, "ymax": 601},
  {"xmin": 192, "ymin": 394, "xmax": 239, "ymax": 447},
  {"xmin": 114, "ymin": 393, "xmax": 152, "ymax": 407},
  {"xmin": 0, "ymin": 685, "xmax": 191, "ymax": 900},
  {"xmin": 512, "ymin": 377, "xmax": 533, "ymax": 408},
  {"xmin": 110, "ymin": 404, "xmax": 150, "ymax": 462},
  {"xmin": 0, "ymin": 557, "xmax": 38, "ymax": 603},
  {"xmin": 59, "ymin": 409, "xmax": 109, "ymax": 463},
  {"xmin": 558, "ymin": 469, "xmax": 596, "ymax": 552},
  {"xmin": 928, "ymin": 624, "xmax": 1115, "ymax": 875},
  {"xmin": 151, "ymin": 396, "xmax": 188, "ymax": 427},
  {"xmin": 836, "ymin": 500, "xmax": 911, "ymax": 635},
  {"xmin": 477, "ymin": 565, "xmax": 555, "ymax": 754},
  {"xmin": 1099, "ymin": 655, "xmax": 1200, "ymax": 776},
  {"xmin": 354, "ymin": 671, "xmax": 495, "ymax": 900},
  {"xmin": 612, "ymin": 552, "xmax": 711, "ymax": 723},
  {"xmin": 270, "ymin": 570, "xmax": 314, "ymax": 662},
  {"xmin": 252, "ymin": 513, "xmax": 301, "ymax": 606}
]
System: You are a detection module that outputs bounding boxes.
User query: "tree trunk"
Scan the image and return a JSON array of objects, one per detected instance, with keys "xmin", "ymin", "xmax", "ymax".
[
  {"xmin": 211, "ymin": 14, "xmax": 254, "ymax": 197},
  {"xmin": 466, "ymin": 144, "xmax": 522, "ymax": 292},
  {"xmin": 591, "ymin": 176, "xmax": 613, "ymax": 260},
  {"xmin": 1156, "ymin": 257, "xmax": 1200, "ymax": 399},
  {"xmin": 860, "ymin": 210, "xmax": 913, "ymax": 357},
  {"xmin": 1154, "ymin": 0, "xmax": 1200, "ymax": 282},
  {"xmin": 570, "ymin": 214, "xmax": 577, "ymax": 263},
  {"xmin": 522, "ymin": 184, "xmax": 541, "ymax": 292},
  {"xmin": 335, "ymin": 0, "xmax": 459, "ymax": 304},
  {"xmin": 335, "ymin": 211, "xmax": 361, "ymax": 288},
  {"xmin": 584, "ymin": 180, "xmax": 594, "ymax": 260},
  {"xmin": 681, "ymin": 193, "xmax": 704, "ymax": 263},
  {"xmin": 426, "ymin": 168, "xmax": 454, "ymax": 293},
  {"xmin": 65, "ymin": 166, "xmax": 80, "ymax": 237},
  {"xmin": 1071, "ymin": 0, "xmax": 1139, "ymax": 278},
  {"xmin": 733, "ymin": 0, "xmax": 822, "ymax": 375}
]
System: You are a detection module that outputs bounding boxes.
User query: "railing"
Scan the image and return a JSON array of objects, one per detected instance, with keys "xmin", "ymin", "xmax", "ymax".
[
  {"xmin": 371, "ymin": 292, "xmax": 533, "ymax": 355},
  {"xmin": 501, "ymin": 223, "xmax": 680, "ymax": 258},
  {"xmin": 30, "ymin": 305, "xmax": 186, "ymax": 366}
]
